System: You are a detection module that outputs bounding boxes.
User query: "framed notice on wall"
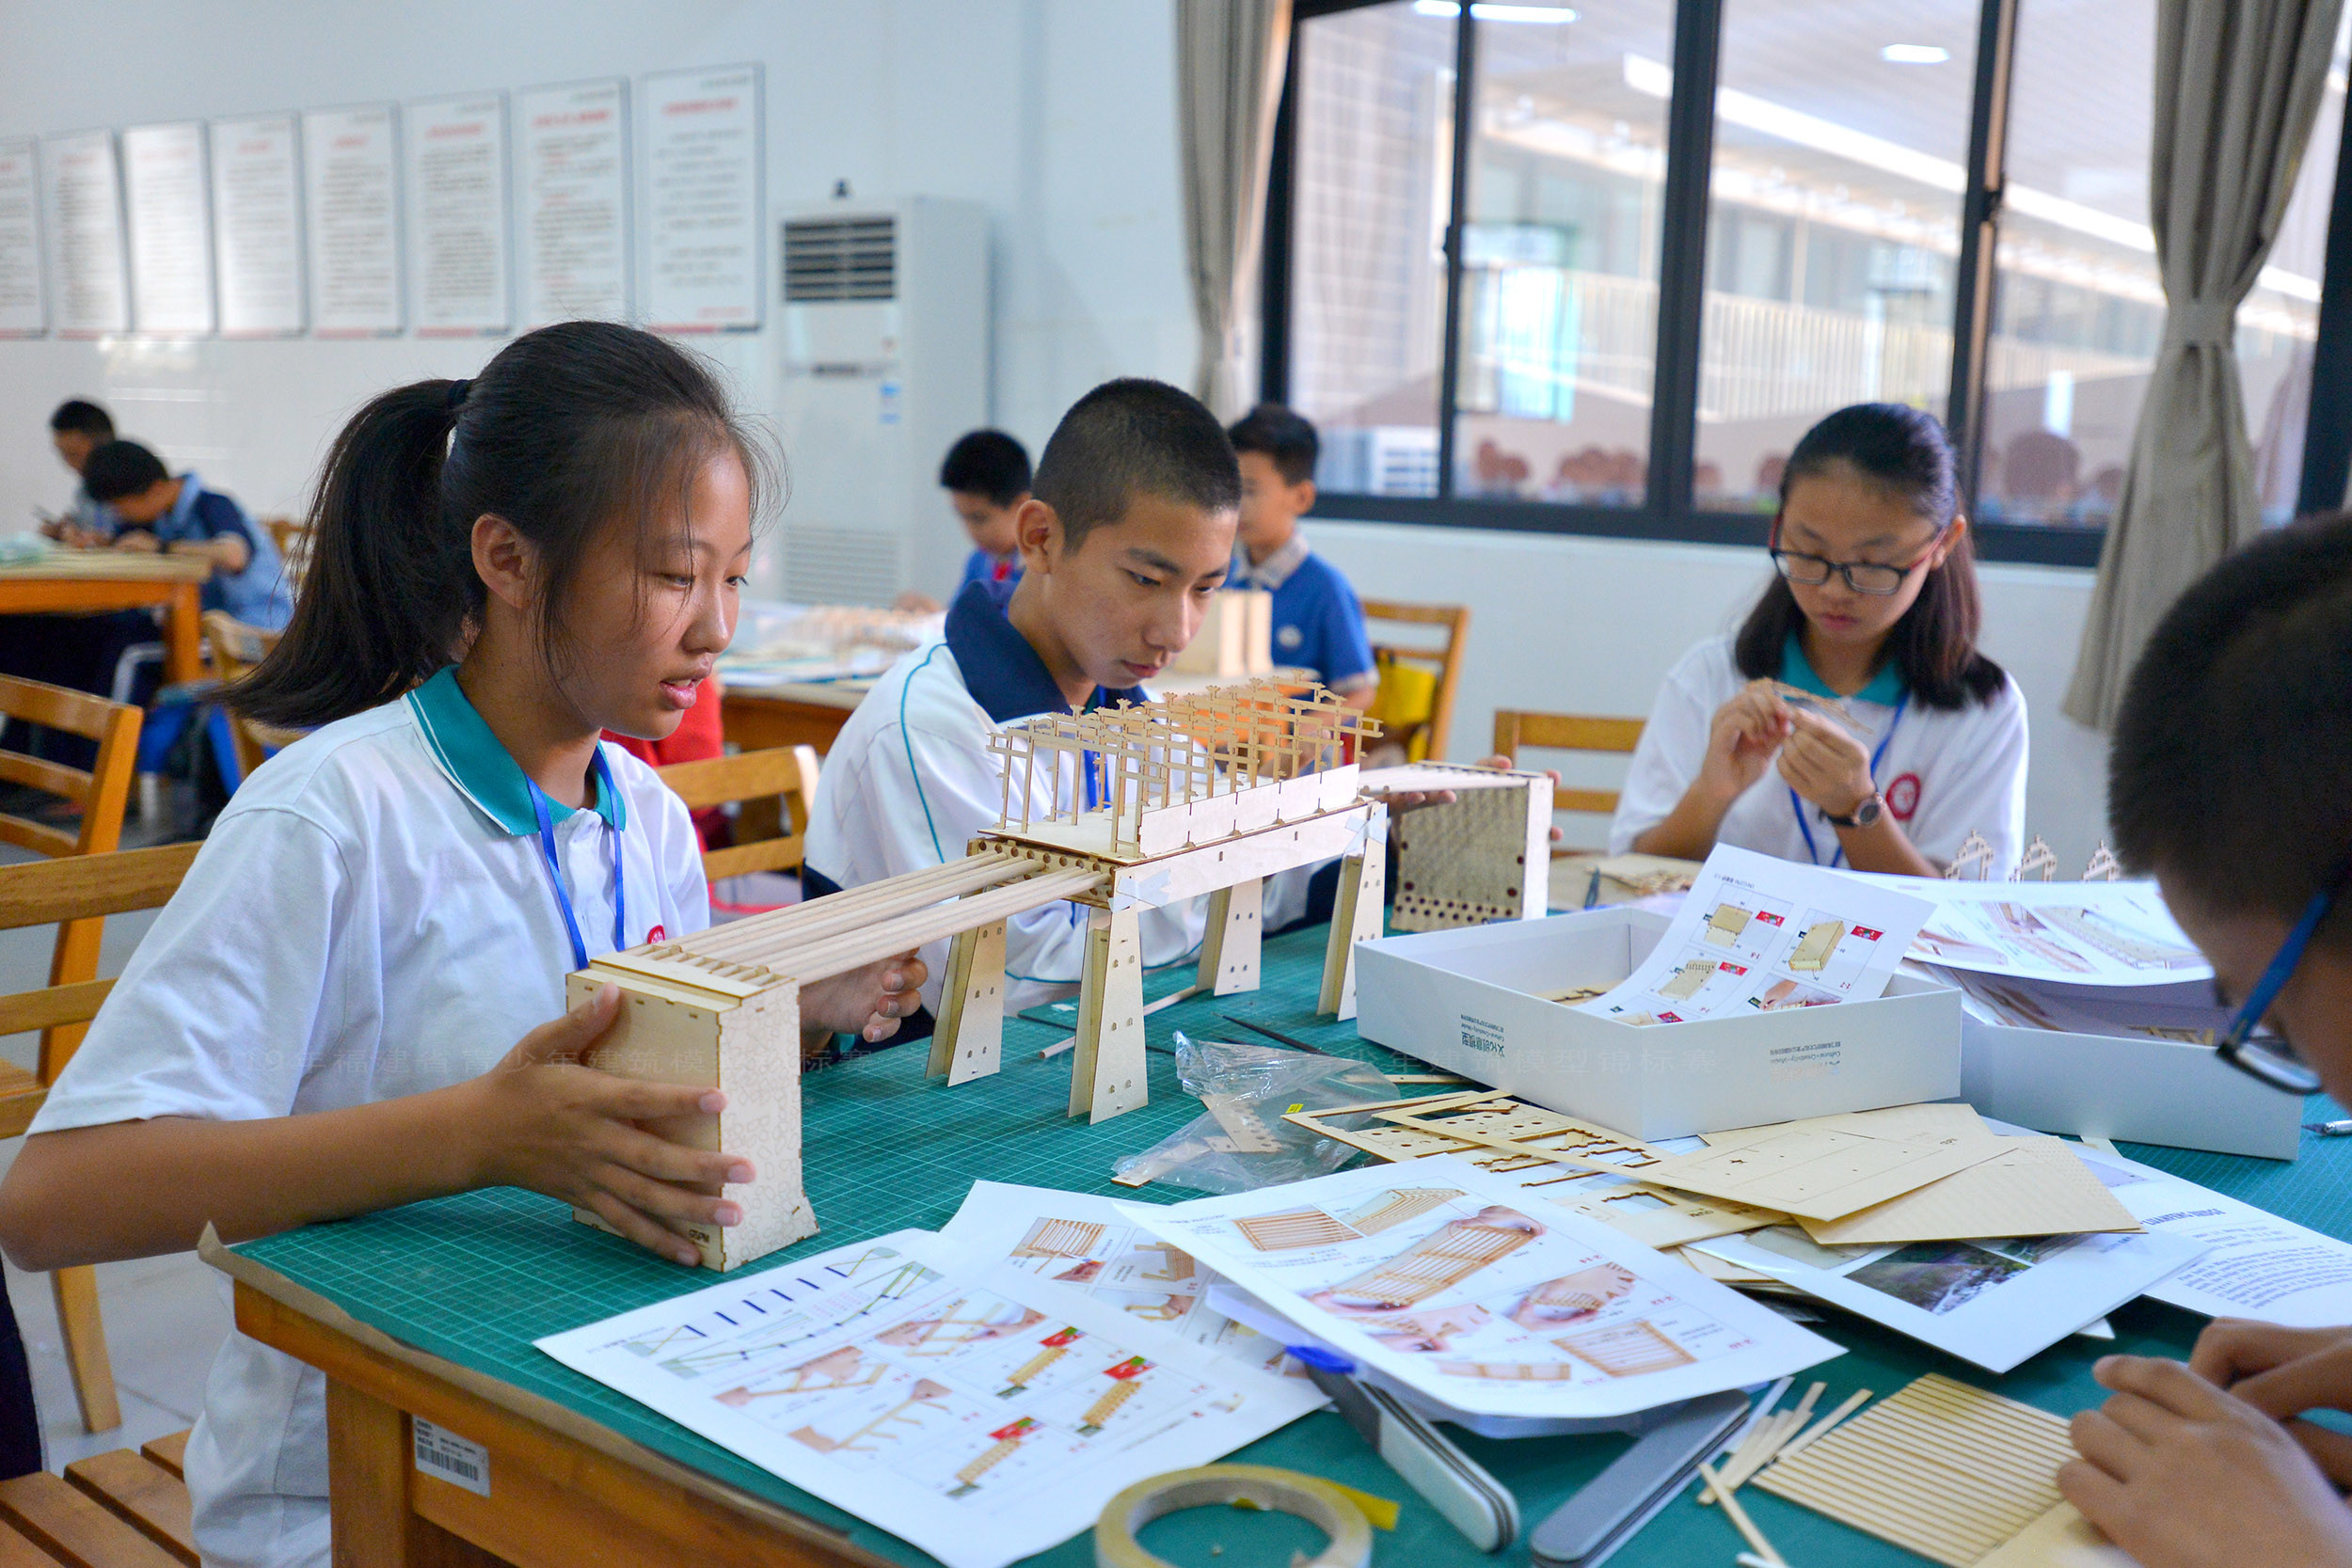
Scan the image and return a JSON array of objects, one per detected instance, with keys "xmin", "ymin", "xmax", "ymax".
[
  {"xmin": 516, "ymin": 79, "xmax": 628, "ymax": 326},
  {"xmin": 642, "ymin": 64, "xmax": 762, "ymax": 333},
  {"xmin": 210, "ymin": 113, "xmax": 305, "ymax": 337},
  {"xmin": 0, "ymin": 138, "xmax": 42, "ymax": 336},
  {"xmin": 404, "ymin": 93, "xmax": 510, "ymax": 336},
  {"xmin": 302, "ymin": 105, "xmax": 401, "ymax": 337},
  {"xmin": 40, "ymin": 131, "xmax": 129, "ymax": 338},
  {"xmin": 122, "ymin": 121, "xmax": 215, "ymax": 336}
]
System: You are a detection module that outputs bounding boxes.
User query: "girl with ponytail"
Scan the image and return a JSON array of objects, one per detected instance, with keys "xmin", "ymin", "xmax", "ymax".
[{"xmin": 0, "ymin": 322, "xmax": 925, "ymax": 1568}]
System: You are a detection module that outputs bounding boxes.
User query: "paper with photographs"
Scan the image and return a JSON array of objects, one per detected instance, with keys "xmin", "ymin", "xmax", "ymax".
[
  {"xmin": 1127, "ymin": 1157, "xmax": 1840, "ymax": 1418},
  {"xmin": 535, "ymin": 1229, "xmax": 1318, "ymax": 1568},
  {"xmin": 1573, "ymin": 845, "xmax": 1931, "ymax": 1027},
  {"xmin": 1692, "ymin": 1222, "xmax": 2205, "ymax": 1372}
]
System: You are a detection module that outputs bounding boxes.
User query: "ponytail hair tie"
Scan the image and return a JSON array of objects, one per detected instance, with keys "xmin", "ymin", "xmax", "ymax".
[{"xmin": 445, "ymin": 378, "xmax": 471, "ymax": 411}]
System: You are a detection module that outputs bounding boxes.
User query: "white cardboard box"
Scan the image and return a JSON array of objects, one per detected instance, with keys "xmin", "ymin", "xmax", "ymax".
[
  {"xmin": 1959, "ymin": 1018, "xmax": 2301, "ymax": 1160},
  {"xmin": 1356, "ymin": 907, "xmax": 1961, "ymax": 1139}
]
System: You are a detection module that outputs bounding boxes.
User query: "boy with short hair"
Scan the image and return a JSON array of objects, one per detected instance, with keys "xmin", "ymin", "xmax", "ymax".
[
  {"xmin": 45, "ymin": 399, "xmax": 119, "ymax": 543},
  {"xmin": 81, "ymin": 441, "xmax": 291, "ymax": 631},
  {"xmin": 2059, "ymin": 515, "xmax": 2352, "ymax": 1568},
  {"xmin": 943, "ymin": 429, "xmax": 1032, "ymax": 593},
  {"xmin": 807, "ymin": 380, "xmax": 1318, "ymax": 1026},
  {"xmin": 1227, "ymin": 404, "xmax": 1375, "ymax": 711}
]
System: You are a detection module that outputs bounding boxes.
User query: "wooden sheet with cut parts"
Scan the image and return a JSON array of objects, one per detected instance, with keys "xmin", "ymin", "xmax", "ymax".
[
  {"xmin": 1638, "ymin": 1120, "xmax": 2003, "ymax": 1222},
  {"xmin": 1281, "ymin": 1092, "xmax": 1786, "ymax": 1248},
  {"xmin": 1797, "ymin": 1135, "xmax": 2144, "ymax": 1245},
  {"xmin": 1973, "ymin": 1502, "xmax": 2136, "ymax": 1567},
  {"xmin": 1752, "ymin": 1372, "xmax": 2079, "ymax": 1568}
]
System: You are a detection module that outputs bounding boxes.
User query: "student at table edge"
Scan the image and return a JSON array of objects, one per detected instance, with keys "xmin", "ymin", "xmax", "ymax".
[
  {"xmin": 0, "ymin": 323, "xmax": 924, "ymax": 1568},
  {"xmin": 804, "ymin": 378, "xmax": 1322, "ymax": 1026},
  {"xmin": 1226, "ymin": 404, "xmax": 1376, "ymax": 711},
  {"xmin": 1608, "ymin": 402, "xmax": 2028, "ymax": 877},
  {"xmin": 2058, "ymin": 514, "xmax": 2352, "ymax": 1568}
]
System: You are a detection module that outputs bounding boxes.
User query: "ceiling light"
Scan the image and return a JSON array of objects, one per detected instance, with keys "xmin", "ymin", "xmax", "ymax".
[
  {"xmin": 1880, "ymin": 44, "xmax": 1950, "ymax": 64},
  {"xmin": 1412, "ymin": 2, "xmax": 1579, "ymax": 22}
]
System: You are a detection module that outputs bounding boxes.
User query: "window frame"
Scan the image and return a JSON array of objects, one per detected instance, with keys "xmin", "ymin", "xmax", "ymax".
[{"xmin": 1263, "ymin": 0, "xmax": 2302, "ymax": 569}]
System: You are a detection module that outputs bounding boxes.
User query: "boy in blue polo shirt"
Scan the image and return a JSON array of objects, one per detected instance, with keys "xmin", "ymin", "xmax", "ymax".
[
  {"xmin": 82, "ymin": 441, "xmax": 292, "ymax": 629},
  {"xmin": 1227, "ymin": 404, "xmax": 1375, "ymax": 710},
  {"xmin": 943, "ymin": 429, "xmax": 1031, "ymax": 594}
]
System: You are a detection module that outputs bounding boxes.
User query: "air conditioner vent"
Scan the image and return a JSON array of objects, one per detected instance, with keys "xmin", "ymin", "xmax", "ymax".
[
  {"xmin": 783, "ymin": 215, "xmax": 897, "ymax": 303},
  {"xmin": 780, "ymin": 525, "xmax": 904, "ymax": 607}
]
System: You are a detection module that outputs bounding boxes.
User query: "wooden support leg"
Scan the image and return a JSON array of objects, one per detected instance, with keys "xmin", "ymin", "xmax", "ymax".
[
  {"xmin": 51, "ymin": 1265, "xmax": 119, "ymax": 1433},
  {"xmin": 1194, "ymin": 878, "xmax": 1263, "ymax": 997},
  {"xmin": 1318, "ymin": 827, "xmax": 1387, "ymax": 1021},
  {"xmin": 929, "ymin": 922, "xmax": 1008, "ymax": 1086},
  {"xmin": 1069, "ymin": 908, "xmax": 1148, "ymax": 1123},
  {"xmin": 325, "ymin": 1382, "xmax": 504, "ymax": 1568}
]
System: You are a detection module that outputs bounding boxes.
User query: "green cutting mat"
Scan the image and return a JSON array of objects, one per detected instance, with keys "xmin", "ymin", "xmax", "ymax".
[{"xmin": 235, "ymin": 919, "xmax": 2352, "ymax": 1568}]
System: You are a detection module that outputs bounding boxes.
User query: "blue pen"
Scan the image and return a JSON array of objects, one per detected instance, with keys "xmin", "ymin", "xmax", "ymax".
[{"xmin": 1584, "ymin": 866, "xmax": 1601, "ymax": 910}]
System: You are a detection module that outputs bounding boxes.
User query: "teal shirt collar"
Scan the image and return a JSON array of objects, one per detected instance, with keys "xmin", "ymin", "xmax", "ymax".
[
  {"xmin": 1779, "ymin": 631, "xmax": 1906, "ymax": 707},
  {"xmin": 406, "ymin": 666, "xmax": 626, "ymax": 835}
]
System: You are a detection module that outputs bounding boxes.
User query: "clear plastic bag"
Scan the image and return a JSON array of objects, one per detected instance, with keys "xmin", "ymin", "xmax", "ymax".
[{"xmin": 1111, "ymin": 1031, "xmax": 1394, "ymax": 1195}]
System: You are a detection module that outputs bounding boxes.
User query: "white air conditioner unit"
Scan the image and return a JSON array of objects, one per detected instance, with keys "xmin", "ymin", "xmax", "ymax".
[{"xmin": 763, "ymin": 198, "xmax": 991, "ymax": 607}]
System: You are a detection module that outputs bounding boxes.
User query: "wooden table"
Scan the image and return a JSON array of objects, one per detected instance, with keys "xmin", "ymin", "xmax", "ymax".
[
  {"xmin": 0, "ymin": 553, "xmax": 212, "ymax": 685},
  {"xmin": 230, "ymin": 1277, "xmax": 870, "ymax": 1568}
]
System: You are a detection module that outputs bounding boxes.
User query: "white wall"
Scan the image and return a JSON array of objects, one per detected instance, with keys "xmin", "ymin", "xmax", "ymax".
[
  {"xmin": 0, "ymin": 0, "xmax": 2113, "ymax": 863},
  {"xmin": 0, "ymin": 0, "xmax": 1193, "ymax": 529},
  {"xmin": 1309, "ymin": 519, "xmax": 2111, "ymax": 870}
]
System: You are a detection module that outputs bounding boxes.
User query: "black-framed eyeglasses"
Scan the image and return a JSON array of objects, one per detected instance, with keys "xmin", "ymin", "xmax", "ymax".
[
  {"xmin": 1768, "ymin": 519, "xmax": 1947, "ymax": 596},
  {"xmin": 2213, "ymin": 863, "xmax": 2350, "ymax": 1096}
]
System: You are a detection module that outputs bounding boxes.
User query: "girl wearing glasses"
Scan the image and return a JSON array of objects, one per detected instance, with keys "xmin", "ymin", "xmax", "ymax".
[{"xmin": 1609, "ymin": 403, "xmax": 2027, "ymax": 876}]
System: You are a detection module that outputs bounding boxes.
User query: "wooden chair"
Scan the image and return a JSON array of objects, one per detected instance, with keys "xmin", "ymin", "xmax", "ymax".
[
  {"xmin": 261, "ymin": 515, "xmax": 310, "ymax": 591},
  {"xmin": 0, "ymin": 841, "xmax": 201, "ymax": 1437},
  {"xmin": 656, "ymin": 745, "xmax": 823, "ymax": 881},
  {"xmin": 1360, "ymin": 600, "xmax": 1470, "ymax": 761},
  {"xmin": 1492, "ymin": 709, "xmax": 1646, "ymax": 845},
  {"xmin": 200, "ymin": 611, "xmax": 303, "ymax": 784},
  {"xmin": 0, "ymin": 1426, "xmax": 196, "ymax": 1563}
]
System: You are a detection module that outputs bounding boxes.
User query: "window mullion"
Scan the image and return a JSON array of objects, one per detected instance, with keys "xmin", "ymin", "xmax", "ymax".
[
  {"xmin": 1647, "ymin": 0, "xmax": 1726, "ymax": 522},
  {"xmin": 1434, "ymin": 8, "xmax": 1478, "ymax": 502},
  {"xmin": 1946, "ymin": 0, "xmax": 2022, "ymax": 518}
]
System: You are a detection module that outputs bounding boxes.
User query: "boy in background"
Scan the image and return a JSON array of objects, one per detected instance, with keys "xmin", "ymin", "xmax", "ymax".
[
  {"xmin": 81, "ymin": 442, "xmax": 291, "ymax": 630},
  {"xmin": 42, "ymin": 399, "xmax": 119, "ymax": 543},
  {"xmin": 946, "ymin": 429, "xmax": 1031, "ymax": 594},
  {"xmin": 2058, "ymin": 515, "xmax": 2352, "ymax": 1568},
  {"xmin": 1226, "ymin": 404, "xmax": 1375, "ymax": 711},
  {"xmin": 807, "ymin": 380, "xmax": 1319, "ymax": 1032}
]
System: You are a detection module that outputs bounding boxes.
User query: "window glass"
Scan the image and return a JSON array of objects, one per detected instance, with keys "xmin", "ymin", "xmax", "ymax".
[
  {"xmin": 1450, "ymin": 3, "xmax": 1677, "ymax": 503},
  {"xmin": 1289, "ymin": 1, "xmax": 1460, "ymax": 497},
  {"xmin": 1692, "ymin": 1, "xmax": 1979, "ymax": 511}
]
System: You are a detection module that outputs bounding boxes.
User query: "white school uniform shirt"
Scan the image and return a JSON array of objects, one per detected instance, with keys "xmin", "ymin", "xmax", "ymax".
[
  {"xmin": 805, "ymin": 580, "xmax": 1312, "ymax": 1018},
  {"xmin": 28, "ymin": 666, "xmax": 708, "ymax": 1568},
  {"xmin": 1608, "ymin": 633, "xmax": 2029, "ymax": 874}
]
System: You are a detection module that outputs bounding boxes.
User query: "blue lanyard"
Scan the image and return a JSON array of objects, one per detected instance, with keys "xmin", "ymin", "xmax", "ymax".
[
  {"xmin": 1790, "ymin": 694, "xmax": 1907, "ymax": 869},
  {"xmin": 527, "ymin": 750, "xmax": 627, "ymax": 972}
]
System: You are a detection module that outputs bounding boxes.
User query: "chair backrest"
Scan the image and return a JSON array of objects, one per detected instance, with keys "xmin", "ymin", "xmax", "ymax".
[
  {"xmin": 262, "ymin": 516, "xmax": 311, "ymax": 588},
  {"xmin": 0, "ymin": 676, "xmax": 141, "ymax": 861},
  {"xmin": 0, "ymin": 842, "xmax": 201, "ymax": 1134},
  {"xmin": 656, "ymin": 745, "xmax": 823, "ymax": 881},
  {"xmin": 201, "ymin": 611, "xmax": 300, "ymax": 781},
  {"xmin": 1491, "ymin": 709, "xmax": 1645, "ymax": 817},
  {"xmin": 1360, "ymin": 600, "xmax": 1470, "ymax": 761}
]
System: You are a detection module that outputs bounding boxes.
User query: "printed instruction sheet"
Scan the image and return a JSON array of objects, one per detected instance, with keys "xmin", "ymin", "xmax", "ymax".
[
  {"xmin": 939, "ymin": 1181, "xmax": 1295, "ymax": 1378},
  {"xmin": 536, "ymin": 1229, "xmax": 1321, "ymax": 1568},
  {"xmin": 1693, "ymin": 1220, "xmax": 2206, "ymax": 1372},
  {"xmin": 1926, "ymin": 965, "xmax": 2233, "ymax": 1043},
  {"xmin": 1127, "ymin": 1157, "xmax": 1841, "ymax": 1418},
  {"xmin": 2065, "ymin": 1141, "xmax": 2352, "ymax": 1327},
  {"xmin": 1572, "ymin": 845, "xmax": 1932, "ymax": 1026},
  {"xmin": 1848, "ymin": 874, "xmax": 2212, "ymax": 986}
]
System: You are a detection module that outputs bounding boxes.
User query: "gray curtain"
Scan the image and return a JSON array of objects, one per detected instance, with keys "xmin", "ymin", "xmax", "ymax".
[
  {"xmin": 1177, "ymin": 0, "xmax": 1293, "ymax": 419},
  {"xmin": 2063, "ymin": 0, "xmax": 2343, "ymax": 729}
]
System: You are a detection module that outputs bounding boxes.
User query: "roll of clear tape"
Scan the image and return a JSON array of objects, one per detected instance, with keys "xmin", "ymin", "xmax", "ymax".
[{"xmin": 1093, "ymin": 1464, "xmax": 1375, "ymax": 1568}]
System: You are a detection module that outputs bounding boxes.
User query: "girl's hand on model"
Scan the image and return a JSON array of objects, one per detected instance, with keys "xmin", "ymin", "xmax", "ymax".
[
  {"xmin": 464, "ymin": 985, "xmax": 749, "ymax": 1267},
  {"xmin": 2189, "ymin": 1320, "xmax": 2352, "ymax": 1481},
  {"xmin": 1698, "ymin": 682, "xmax": 1792, "ymax": 800},
  {"xmin": 801, "ymin": 952, "xmax": 930, "ymax": 1044},
  {"xmin": 1777, "ymin": 707, "xmax": 1874, "ymax": 818},
  {"xmin": 2060, "ymin": 1354, "xmax": 2352, "ymax": 1568}
]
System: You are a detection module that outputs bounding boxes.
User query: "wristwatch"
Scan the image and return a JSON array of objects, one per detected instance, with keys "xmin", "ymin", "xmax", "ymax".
[{"xmin": 1826, "ymin": 792, "xmax": 1883, "ymax": 830}]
